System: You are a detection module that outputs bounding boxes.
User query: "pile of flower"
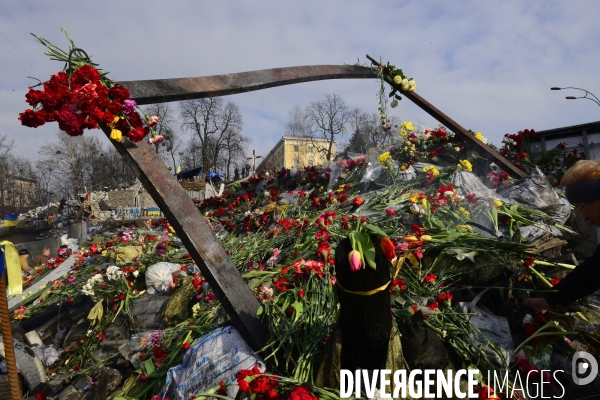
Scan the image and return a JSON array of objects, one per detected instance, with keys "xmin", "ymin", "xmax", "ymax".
[
  {"xmin": 18, "ymin": 31, "xmax": 162, "ymax": 143},
  {"xmin": 16, "ymin": 37, "xmax": 590, "ymax": 398}
]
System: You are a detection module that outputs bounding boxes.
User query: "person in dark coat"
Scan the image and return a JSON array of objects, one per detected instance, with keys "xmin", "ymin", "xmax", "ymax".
[
  {"xmin": 234, "ymin": 167, "xmax": 240, "ymax": 181},
  {"xmin": 523, "ymin": 159, "xmax": 600, "ymax": 313}
]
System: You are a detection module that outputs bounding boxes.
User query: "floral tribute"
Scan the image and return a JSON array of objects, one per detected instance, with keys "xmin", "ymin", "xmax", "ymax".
[
  {"xmin": 19, "ymin": 31, "xmax": 161, "ymax": 144},
  {"xmin": 14, "ymin": 48, "xmax": 589, "ymax": 399}
]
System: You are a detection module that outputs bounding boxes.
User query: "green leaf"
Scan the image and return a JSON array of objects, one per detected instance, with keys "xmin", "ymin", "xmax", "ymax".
[
  {"xmin": 394, "ymin": 94, "xmax": 402, "ymax": 100},
  {"xmin": 291, "ymin": 301, "xmax": 304, "ymax": 324},
  {"xmin": 256, "ymin": 305, "xmax": 264, "ymax": 316},
  {"xmin": 140, "ymin": 359, "xmax": 156, "ymax": 377},
  {"xmin": 354, "ymin": 231, "xmax": 376, "ymax": 269},
  {"xmin": 364, "ymin": 223, "xmax": 388, "ymax": 238}
]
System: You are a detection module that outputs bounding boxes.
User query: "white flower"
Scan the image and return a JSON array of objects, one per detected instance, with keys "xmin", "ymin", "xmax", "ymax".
[
  {"xmin": 445, "ymin": 248, "xmax": 478, "ymax": 262},
  {"xmin": 133, "ymin": 270, "xmax": 139, "ymax": 278},
  {"xmin": 393, "ymin": 75, "xmax": 402, "ymax": 85},
  {"xmin": 408, "ymin": 79, "xmax": 417, "ymax": 92},
  {"xmin": 401, "ymin": 78, "xmax": 410, "ymax": 91},
  {"xmin": 390, "ymin": 100, "xmax": 398, "ymax": 108},
  {"xmin": 106, "ymin": 265, "xmax": 124, "ymax": 281}
]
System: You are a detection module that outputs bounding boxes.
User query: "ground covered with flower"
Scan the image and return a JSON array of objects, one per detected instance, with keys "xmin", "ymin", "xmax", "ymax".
[{"xmin": 9, "ymin": 121, "xmax": 600, "ymax": 400}]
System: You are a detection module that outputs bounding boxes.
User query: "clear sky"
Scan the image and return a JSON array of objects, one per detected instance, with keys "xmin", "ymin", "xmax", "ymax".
[{"xmin": 2, "ymin": 1, "xmax": 599, "ymax": 161}]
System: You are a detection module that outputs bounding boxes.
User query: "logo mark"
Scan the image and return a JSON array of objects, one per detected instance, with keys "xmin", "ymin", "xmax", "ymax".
[{"xmin": 572, "ymin": 351, "xmax": 598, "ymax": 386}]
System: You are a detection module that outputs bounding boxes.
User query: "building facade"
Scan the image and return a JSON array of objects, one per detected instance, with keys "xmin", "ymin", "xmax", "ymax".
[
  {"xmin": 257, "ymin": 136, "xmax": 336, "ymax": 171},
  {"xmin": 0, "ymin": 175, "xmax": 37, "ymax": 215},
  {"xmin": 531, "ymin": 121, "xmax": 600, "ymax": 162}
]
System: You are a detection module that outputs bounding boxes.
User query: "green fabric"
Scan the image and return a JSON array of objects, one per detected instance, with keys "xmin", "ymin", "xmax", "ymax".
[
  {"xmin": 109, "ymin": 246, "xmax": 143, "ymax": 263},
  {"xmin": 161, "ymin": 276, "xmax": 195, "ymax": 326}
]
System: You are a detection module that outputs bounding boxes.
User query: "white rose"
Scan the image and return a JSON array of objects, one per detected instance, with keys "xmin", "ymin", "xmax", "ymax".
[
  {"xmin": 408, "ymin": 80, "xmax": 417, "ymax": 92},
  {"xmin": 393, "ymin": 75, "xmax": 402, "ymax": 85},
  {"xmin": 401, "ymin": 78, "xmax": 410, "ymax": 91}
]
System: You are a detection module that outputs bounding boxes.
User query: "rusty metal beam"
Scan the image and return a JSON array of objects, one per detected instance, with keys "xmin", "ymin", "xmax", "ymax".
[
  {"xmin": 364, "ymin": 56, "xmax": 526, "ymax": 178},
  {"xmin": 100, "ymin": 126, "xmax": 267, "ymax": 350},
  {"xmin": 118, "ymin": 65, "xmax": 375, "ymax": 105},
  {"xmin": 119, "ymin": 62, "xmax": 524, "ymax": 178},
  {"xmin": 402, "ymin": 90, "xmax": 526, "ymax": 178}
]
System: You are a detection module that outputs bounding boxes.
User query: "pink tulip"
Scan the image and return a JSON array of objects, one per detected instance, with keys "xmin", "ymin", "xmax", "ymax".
[{"xmin": 348, "ymin": 250, "xmax": 362, "ymax": 272}]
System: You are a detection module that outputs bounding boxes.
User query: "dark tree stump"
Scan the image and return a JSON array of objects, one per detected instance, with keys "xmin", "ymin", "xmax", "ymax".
[{"xmin": 335, "ymin": 236, "xmax": 392, "ymax": 371}]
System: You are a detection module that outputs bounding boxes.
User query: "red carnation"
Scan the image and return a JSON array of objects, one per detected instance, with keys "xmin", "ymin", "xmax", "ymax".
[
  {"xmin": 19, "ymin": 109, "xmax": 49, "ymax": 128},
  {"xmin": 71, "ymin": 65, "xmax": 102, "ymax": 87},
  {"xmin": 353, "ymin": 197, "xmax": 363, "ymax": 207},
  {"xmin": 424, "ymin": 273, "xmax": 437, "ymax": 284},
  {"xmin": 183, "ymin": 343, "xmax": 191, "ymax": 351},
  {"xmin": 108, "ymin": 85, "xmax": 131, "ymax": 102},
  {"xmin": 127, "ymin": 126, "xmax": 147, "ymax": 142},
  {"xmin": 289, "ymin": 385, "xmax": 318, "ymax": 400}
]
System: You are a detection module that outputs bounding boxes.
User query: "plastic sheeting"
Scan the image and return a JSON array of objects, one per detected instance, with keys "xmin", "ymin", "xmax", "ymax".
[
  {"xmin": 450, "ymin": 170, "xmax": 512, "ymax": 203},
  {"xmin": 455, "ymin": 288, "xmax": 514, "ymax": 368},
  {"xmin": 497, "ymin": 167, "xmax": 571, "ymax": 225}
]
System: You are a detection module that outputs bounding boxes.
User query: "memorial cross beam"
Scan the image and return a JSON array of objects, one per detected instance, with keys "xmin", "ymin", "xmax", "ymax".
[{"xmin": 106, "ymin": 61, "xmax": 524, "ymax": 350}]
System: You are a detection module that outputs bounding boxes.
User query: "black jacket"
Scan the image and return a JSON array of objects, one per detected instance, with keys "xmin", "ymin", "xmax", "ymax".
[{"xmin": 546, "ymin": 244, "xmax": 600, "ymax": 306}]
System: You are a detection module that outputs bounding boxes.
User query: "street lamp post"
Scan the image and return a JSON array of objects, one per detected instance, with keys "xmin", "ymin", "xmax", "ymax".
[{"xmin": 551, "ymin": 87, "xmax": 600, "ymax": 107}]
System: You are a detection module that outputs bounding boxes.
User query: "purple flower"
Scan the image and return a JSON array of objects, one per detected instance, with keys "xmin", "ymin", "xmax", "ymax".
[{"xmin": 122, "ymin": 99, "xmax": 137, "ymax": 115}]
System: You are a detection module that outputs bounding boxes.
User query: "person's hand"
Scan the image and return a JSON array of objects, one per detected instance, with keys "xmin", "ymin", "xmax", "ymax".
[{"xmin": 521, "ymin": 298, "xmax": 550, "ymax": 314}]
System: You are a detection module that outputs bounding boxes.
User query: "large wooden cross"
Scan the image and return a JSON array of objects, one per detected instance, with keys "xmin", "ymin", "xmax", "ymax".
[
  {"xmin": 105, "ymin": 60, "xmax": 525, "ymax": 350},
  {"xmin": 247, "ymin": 150, "xmax": 262, "ymax": 174}
]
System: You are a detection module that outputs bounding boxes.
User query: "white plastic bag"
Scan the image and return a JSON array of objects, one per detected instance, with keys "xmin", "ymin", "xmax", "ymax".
[{"xmin": 145, "ymin": 262, "xmax": 182, "ymax": 294}]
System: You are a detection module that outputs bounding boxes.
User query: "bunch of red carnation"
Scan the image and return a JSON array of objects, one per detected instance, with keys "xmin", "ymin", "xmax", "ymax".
[{"xmin": 19, "ymin": 65, "xmax": 150, "ymax": 142}]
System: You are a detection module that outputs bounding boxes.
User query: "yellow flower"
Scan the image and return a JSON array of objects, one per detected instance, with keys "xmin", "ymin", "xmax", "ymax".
[
  {"xmin": 422, "ymin": 198, "xmax": 428, "ymax": 208},
  {"xmin": 457, "ymin": 224, "xmax": 473, "ymax": 231},
  {"xmin": 400, "ymin": 165, "xmax": 407, "ymax": 171},
  {"xmin": 107, "ymin": 116, "xmax": 121, "ymax": 128},
  {"xmin": 405, "ymin": 235, "xmax": 418, "ymax": 242},
  {"xmin": 455, "ymin": 147, "xmax": 461, "ymax": 152},
  {"xmin": 101, "ymin": 250, "xmax": 107, "ymax": 257},
  {"xmin": 22, "ymin": 296, "xmax": 26, "ymax": 300},
  {"xmin": 421, "ymin": 235, "xmax": 432, "ymax": 241},
  {"xmin": 474, "ymin": 132, "xmax": 483, "ymax": 141},
  {"xmin": 493, "ymin": 199, "xmax": 503, "ymax": 208},
  {"xmin": 110, "ymin": 129, "xmax": 123, "ymax": 143},
  {"xmin": 393, "ymin": 75, "xmax": 403, "ymax": 85},
  {"xmin": 423, "ymin": 166, "xmax": 440, "ymax": 176},
  {"xmin": 39, "ymin": 285, "xmax": 46, "ymax": 290},
  {"xmin": 404, "ymin": 121, "xmax": 415, "ymax": 131},
  {"xmin": 378, "ymin": 151, "xmax": 392, "ymax": 165},
  {"xmin": 459, "ymin": 207, "xmax": 470, "ymax": 217},
  {"xmin": 409, "ymin": 193, "xmax": 420, "ymax": 203},
  {"xmin": 408, "ymin": 80, "xmax": 417, "ymax": 92},
  {"xmin": 457, "ymin": 159, "xmax": 472, "ymax": 172}
]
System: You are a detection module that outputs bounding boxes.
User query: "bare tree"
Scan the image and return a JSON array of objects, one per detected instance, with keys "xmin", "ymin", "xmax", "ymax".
[
  {"xmin": 143, "ymin": 103, "xmax": 182, "ymax": 169},
  {"xmin": 179, "ymin": 98, "xmax": 243, "ymax": 175},
  {"xmin": 305, "ymin": 94, "xmax": 350, "ymax": 161},
  {"xmin": 346, "ymin": 111, "xmax": 400, "ymax": 154},
  {"xmin": 221, "ymin": 130, "xmax": 251, "ymax": 180},
  {"xmin": 285, "ymin": 105, "xmax": 311, "ymax": 137},
  {"xmin": 37, "ymin": 134, "xmax": 137, "ymax": 199}
]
